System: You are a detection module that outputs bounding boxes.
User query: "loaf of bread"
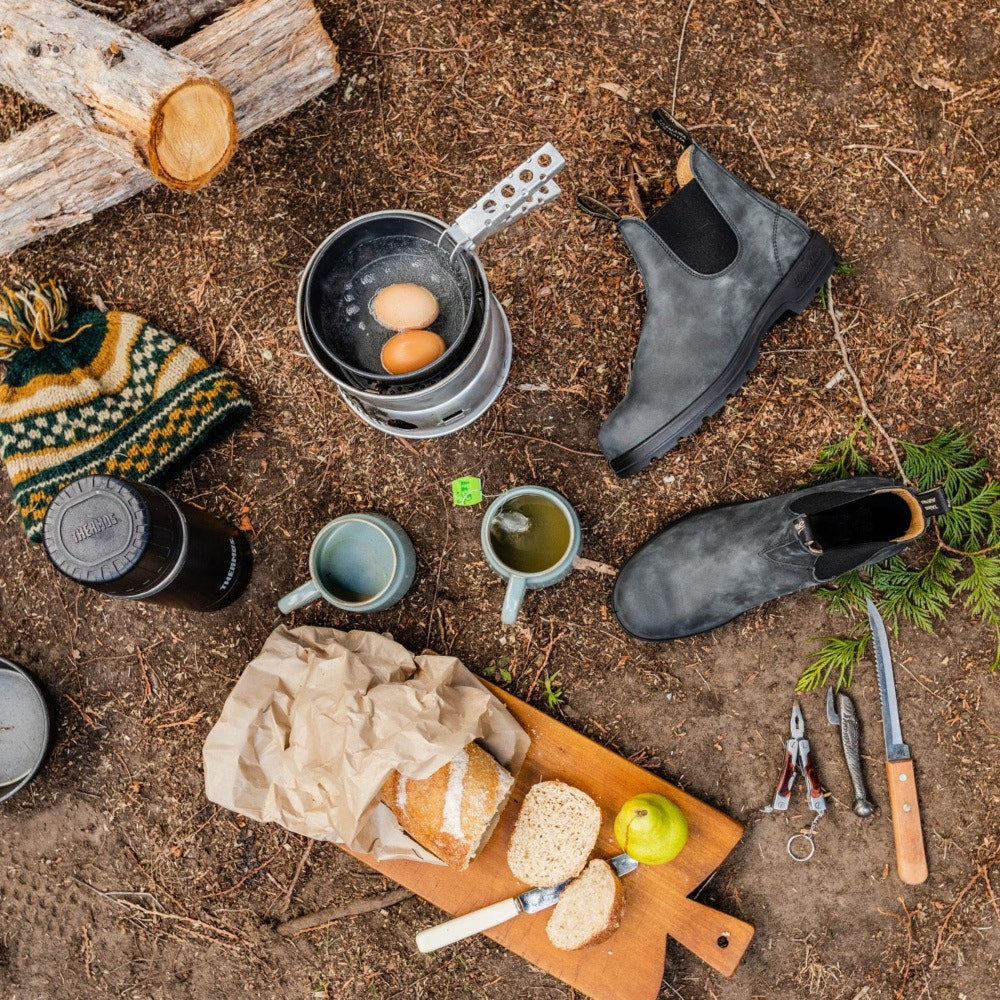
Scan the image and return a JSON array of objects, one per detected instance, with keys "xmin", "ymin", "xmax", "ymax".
[
  {"xmin": 506, "ymin": 779, "xmax": 602, "ymax": 886},
  {"xmin": 546, "ymin": 859, "xmax": 625, "ymax": 950},
  {"xmin": 380, "ymin": 742, "xmax": 514, "ymax": 870}
]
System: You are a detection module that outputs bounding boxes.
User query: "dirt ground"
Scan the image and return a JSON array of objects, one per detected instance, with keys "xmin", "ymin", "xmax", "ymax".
[{"xmin": 2, "ymin": 1, "xmax": 999, "ymax": 998}]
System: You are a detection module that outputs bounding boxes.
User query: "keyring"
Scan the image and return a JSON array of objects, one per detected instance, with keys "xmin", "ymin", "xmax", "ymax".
[{"xmin": 787, "ymin": 832, "xmax": 815, "ymax": 862}]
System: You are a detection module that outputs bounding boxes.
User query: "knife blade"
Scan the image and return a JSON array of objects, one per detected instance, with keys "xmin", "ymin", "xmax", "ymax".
[
  {"xmin": 415, "ymin": 853, "xmax": 639, "ymax": 953},
  {"xmin": 866, "ymin": 597, "xmax": 928, "ymax": 884}
]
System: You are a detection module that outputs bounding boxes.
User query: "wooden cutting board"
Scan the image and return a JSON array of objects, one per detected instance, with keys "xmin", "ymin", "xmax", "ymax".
[{"xmin": 343, "ymin": 684, "xmax": 754, "ymax": 998}]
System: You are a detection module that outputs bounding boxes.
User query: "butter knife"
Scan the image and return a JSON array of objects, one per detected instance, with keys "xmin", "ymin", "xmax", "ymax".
[{"xmin": 415, "ymin": 853, "xmax": 639, "ymax": 953}]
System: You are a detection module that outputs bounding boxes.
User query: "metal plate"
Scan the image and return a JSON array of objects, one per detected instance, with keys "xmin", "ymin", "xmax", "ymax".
[{"xmin": 0, "ymin": 657, "xmax": 51, "ymax": 801}]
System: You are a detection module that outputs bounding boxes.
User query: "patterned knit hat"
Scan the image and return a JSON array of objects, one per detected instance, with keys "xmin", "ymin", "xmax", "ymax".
[{"xmin": 0, "ymin": 279, "xmax": 251, "ymax": 541}]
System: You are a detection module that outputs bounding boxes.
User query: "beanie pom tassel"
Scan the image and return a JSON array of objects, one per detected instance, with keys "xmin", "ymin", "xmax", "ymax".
[{"xmin": 0, "ymin": 279, "xmax": 78, "ymax": 360}]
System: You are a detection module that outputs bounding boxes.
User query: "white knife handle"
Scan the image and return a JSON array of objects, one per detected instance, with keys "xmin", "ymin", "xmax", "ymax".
[{"xmin": 415, "ymin": 898, "xmax": 521, "ymax": 953}]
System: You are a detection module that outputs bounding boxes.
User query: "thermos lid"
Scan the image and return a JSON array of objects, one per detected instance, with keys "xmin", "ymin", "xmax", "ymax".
[
  {"xmin": 43, "ymin": 475, "xmax": 153, "ymax": 585},
  {"xmin": 0, "ymin": 657, "xmax": 51, "ymax": 802}
]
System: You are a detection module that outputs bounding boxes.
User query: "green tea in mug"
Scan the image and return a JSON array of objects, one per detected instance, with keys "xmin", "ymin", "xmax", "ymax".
[{"xmin": 489, "ymin": 493, "xmax": 572, "ymax": 574}]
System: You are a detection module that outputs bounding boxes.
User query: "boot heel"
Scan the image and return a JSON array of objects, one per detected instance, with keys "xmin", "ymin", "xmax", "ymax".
[{"xmin": 769, "ymin": 231, "xmax": 838, "ymax": 320}]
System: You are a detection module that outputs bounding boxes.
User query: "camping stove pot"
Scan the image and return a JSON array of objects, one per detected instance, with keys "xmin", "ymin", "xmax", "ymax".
[{"xmin": 297, "ymin": 145, "xmax": 565, "ymax": 438}]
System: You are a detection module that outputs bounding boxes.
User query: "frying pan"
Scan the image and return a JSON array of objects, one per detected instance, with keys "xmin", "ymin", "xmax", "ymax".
[{"xmin": 0, "ymin": 657, "xmax": 51, "ymax": 802}]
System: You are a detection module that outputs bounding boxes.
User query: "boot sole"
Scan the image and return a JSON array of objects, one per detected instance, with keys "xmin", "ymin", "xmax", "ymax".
[{"xmin": 608, "ymin": 230, "xmax": 839, "ymax": 478}]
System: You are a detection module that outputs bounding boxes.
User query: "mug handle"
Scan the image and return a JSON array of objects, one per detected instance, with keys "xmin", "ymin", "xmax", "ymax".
[
  {"xmin": 501, "ymin": 576, "xmax": 528, "ymax": 626},
  {"xmin": 278, "ymin": 580, "xmax": 321, "ymax": 615}
]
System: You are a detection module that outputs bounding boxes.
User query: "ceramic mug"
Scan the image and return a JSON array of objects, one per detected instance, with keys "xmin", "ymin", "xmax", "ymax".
[
  {"xmin": 481, "ymin": 486, "xmax": 582, "ymax": 625},
  {"xmin": 278, "ymin": 513, "xmax": 416, "ymax": 615}
]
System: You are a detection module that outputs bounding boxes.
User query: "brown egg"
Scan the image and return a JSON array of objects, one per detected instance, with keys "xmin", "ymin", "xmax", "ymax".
[
  {"xmin": 381, "ymin": 329, "xmax": 446, "ymax": 375},
  {"xmin": 372, "ymin": 282, "xmax": 440, "ymax": 331}
]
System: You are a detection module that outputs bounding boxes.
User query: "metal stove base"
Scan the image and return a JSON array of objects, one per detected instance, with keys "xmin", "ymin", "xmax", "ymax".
[{"xmin": 335, "ymin": 297, "xmax": 512, "ymax": 439}]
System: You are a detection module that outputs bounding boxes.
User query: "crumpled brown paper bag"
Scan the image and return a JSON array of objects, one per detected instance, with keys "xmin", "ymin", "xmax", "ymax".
[{"xmin": 203, "ymin": 625, "xmax": 529, "ymax": 864}]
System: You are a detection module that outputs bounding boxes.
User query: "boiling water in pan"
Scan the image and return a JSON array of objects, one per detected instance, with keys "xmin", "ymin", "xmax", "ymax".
[{"xmin": 322, "ymin": 235, "xmax": 469, "ymax": 375}]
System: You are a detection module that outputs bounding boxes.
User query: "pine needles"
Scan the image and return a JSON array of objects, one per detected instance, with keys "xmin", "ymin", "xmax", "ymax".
[{"xmin": 797, "ymin": 427, "xmax": 1000, "ymax": 692}]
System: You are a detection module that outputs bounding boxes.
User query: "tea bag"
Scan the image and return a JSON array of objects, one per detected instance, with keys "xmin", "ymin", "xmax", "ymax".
[{"xmin": 490, "ymin": 510, "xmax": 532, "ymax": 550}]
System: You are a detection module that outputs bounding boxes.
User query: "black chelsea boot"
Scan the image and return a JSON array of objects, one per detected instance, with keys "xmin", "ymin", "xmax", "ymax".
[
  {"xmin": 594, "ymin": 110, "xmax": 839, "ymax": 477},
  {"xmin": 613, "ymin": 477, "xmax": 951, "ymax": 641}
]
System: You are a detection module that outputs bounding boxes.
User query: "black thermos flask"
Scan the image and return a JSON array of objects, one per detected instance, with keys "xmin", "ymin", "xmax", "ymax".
[{"xmin": 43, "ymin": 475, "xmax": 252, "ymax": 611}]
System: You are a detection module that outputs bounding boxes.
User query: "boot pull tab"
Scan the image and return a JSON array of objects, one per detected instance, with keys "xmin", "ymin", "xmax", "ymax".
[
  {"xmin": 651, "ymin": 108, "xmax": 692, "ymax": 148},
  {"xmin": 914, "ymin": 486, "xmax": 951, "ymax": 517},
  {"xmin": 576, "ymin": 195, "xmax": 621, "ymax": 223}
]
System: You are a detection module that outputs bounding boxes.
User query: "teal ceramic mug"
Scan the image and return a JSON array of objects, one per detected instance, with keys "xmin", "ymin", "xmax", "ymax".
[
  {"xmin": 278, "ymin": 513, "xmax": 416, "ymax": 615},
  {"xmin": 481, "ymin": 486, "xmax": 582, "ymax": 625}
]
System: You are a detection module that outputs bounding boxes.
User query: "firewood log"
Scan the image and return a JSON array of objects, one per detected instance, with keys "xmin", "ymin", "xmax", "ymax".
[
  {"xmin": 0, "ymin": 0, "xmax": 340, "ymax": 256},
  {"xmin": 122, "ymin": 1, "xmax": 241, "ymax": 44},
  {"xmin": 0, "ymin": 0, "xmax": 238, "ymax": 190}
]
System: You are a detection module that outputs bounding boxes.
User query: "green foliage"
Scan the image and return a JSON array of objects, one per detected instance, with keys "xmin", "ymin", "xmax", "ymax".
[
  {"xmin": 816, "ymin": 570, "xmax": 871, "ymax": 616},
  {"xmin": 797, "ymin": 634, "xmax": 869, "ymax": 692},
  {"xmin": 868, "ymin": 551, "xmax": 961, "ymax": 632},
  {"xmin": 937, "ymin": 480, "xmax": 1000, "ymax": 550},
  {"xmin": 542, "ymin": 670, "xmax": 563, "ymax": 711},
  {"xmin": 482, "ymin": 657, "xmax": 512, "ymax": 685},
  {"xmin": 798, "ymin": 427, "xmax": 1000, "ymax": 690},
  {"xmin": 811, "ymin": 418, "xmax": 873, "ymax": 480}
]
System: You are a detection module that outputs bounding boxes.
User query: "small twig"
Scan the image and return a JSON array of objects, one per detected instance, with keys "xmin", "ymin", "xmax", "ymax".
[
  {"xmin": 425, "ymin": 515, "xmax": 452, "ymax": 650},
  {"xmin": 843, "ymin": 145, "xmax": 923, "ymax": 154},
  {"xmin": 275, "ymin": 839, "xmax": 314, "ymax": 916},
  {"xmin": 883, "ymin": 154, "xmax": 930, "ymax": 204},
  {"xmin": 80, "ymin": 924, "xmax": 93, "ymax": 980},
  {"xmin": 757, "ymin": 0, "xmax": 786, "ymax": 31},
  {"xmin": 76, "ymin": 878, "xmax": 242, "ymax": 946},
  {"xmin": 136, "ymin": 647, "xmax": 153, "ymax": 701},
  {"xmin": 747, "ymin": 122, "xmax": 777, "ymax": 179},
  {"xmin": 572, "ymin": 557, "xmax": 617, "ymax": 577},
  {"xmin": 65, "ymin": 694, "xmax": 99, "ymax": 730},
  {"xmin": 931, "ymin": 846, "xmax": 1000, "ymax": 967},
  {"xmin": 896, "ymin": 897, "xmax": 915, "ymax": 1000},
  {"xmin": 155, "ymin": 709, "xmax": 206, "ymax": 730},
  {"xmin": 276, "ymin": 888, "xmax": 413, "ymax": 937},
  {"xmin": 525, "ymin": 623, "xmax": 567, "ymax": 702},
  {"xmin": 932, "ymin": 521, "xmax": 1000, "ymax": 558},
  {"xmin": 75, "ymin": 0, "xmax": 117, "ymax": 12},
  {"xmin": 825, "ymin": 282, "xmax": 907, "ymax": 482},
  {"xmin": 496, "ymin": 431, "xmax": 603, "ymax": 458},
  {"xmin": 980, "ymin": 862, "xmax": 1000, "ymax": 921},
  {"xmin": 671, "ymin": 0, "xmax": 697, "ymax": 116},
  {"xmin": 340, "ymin": 44, "xmax": 480, "ymax": 59},
  {"xmin": 203, "ymin": 843, "xmax": 286, "ymax": 900}
]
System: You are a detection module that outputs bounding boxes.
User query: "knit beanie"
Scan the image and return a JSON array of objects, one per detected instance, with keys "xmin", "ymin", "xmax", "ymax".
[{"xmin": 0, "ymin": 279, "xmax": 251, "ymax": 542}]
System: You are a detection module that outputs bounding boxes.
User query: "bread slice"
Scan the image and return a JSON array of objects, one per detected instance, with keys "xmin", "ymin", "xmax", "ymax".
[
  {"xmin": 546, "ymin": 859, "xmax": 625, "ymax": 950},
  {"xmin": 506, "ymin": 779, "xmax": 602, "ymax": 886},
  {"xmin": 381, "ymin": 742, "xmax": 515, "ymax": 870}
]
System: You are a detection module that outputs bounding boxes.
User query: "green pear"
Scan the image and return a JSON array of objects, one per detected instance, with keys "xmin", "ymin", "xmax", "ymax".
[{"xmin": 614, "ymin": 792, "xmax": 689, "ymax": 864}]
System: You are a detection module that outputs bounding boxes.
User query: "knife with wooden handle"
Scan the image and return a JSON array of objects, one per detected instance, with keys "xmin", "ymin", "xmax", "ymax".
[
  {"xmin": 416, "ymin": 854, "xmax": 639, "ymax": 953},
  {"xmin": 416, "ymin": 851, "xmax": 755, "ymax": 974},
  {"xmin": 866, "ymin": 598, "xmax": 928, "ymax": 885}
]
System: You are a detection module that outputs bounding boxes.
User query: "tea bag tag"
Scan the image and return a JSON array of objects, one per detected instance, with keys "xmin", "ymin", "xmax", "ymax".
[{"xmin": 452, "ymin": 477, "xmax": 482, "ymax": 506}]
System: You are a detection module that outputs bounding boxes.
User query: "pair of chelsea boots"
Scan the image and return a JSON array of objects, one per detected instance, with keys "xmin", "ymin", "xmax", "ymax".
[{"xmin": 596, "ymin": 111, "xmax": 950, "ymax": 641}]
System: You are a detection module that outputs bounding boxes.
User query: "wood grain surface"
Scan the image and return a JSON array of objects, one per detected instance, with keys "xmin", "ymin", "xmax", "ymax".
[
  {"xmin": 343, "ymin": 683, "xmax": 754, "ymax": 998},
  {"xmin": 0, "ymin": 0, "xmax": 236, "ymax": 189},
  {"xmin": 0, "ymin": 0, "xmax": 340, "ymax": 256},
  {"xmin": 885, "ymin": 758, "xmax": 928, "ymax": 885}
]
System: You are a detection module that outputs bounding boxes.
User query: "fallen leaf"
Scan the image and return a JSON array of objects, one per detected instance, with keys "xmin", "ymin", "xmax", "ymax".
[
  {"xmin": 912, "ymin": 69, "xmax": 959, "ymax": 93},
  {"xmin": 599, "ymin": 82, "xmax": 630, "ymax": 100}
]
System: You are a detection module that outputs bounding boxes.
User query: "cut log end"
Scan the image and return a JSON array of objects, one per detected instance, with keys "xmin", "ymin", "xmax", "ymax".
[{"xmin": 150, "ymin": 78, "xmax": 238, "ymax": 191}]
